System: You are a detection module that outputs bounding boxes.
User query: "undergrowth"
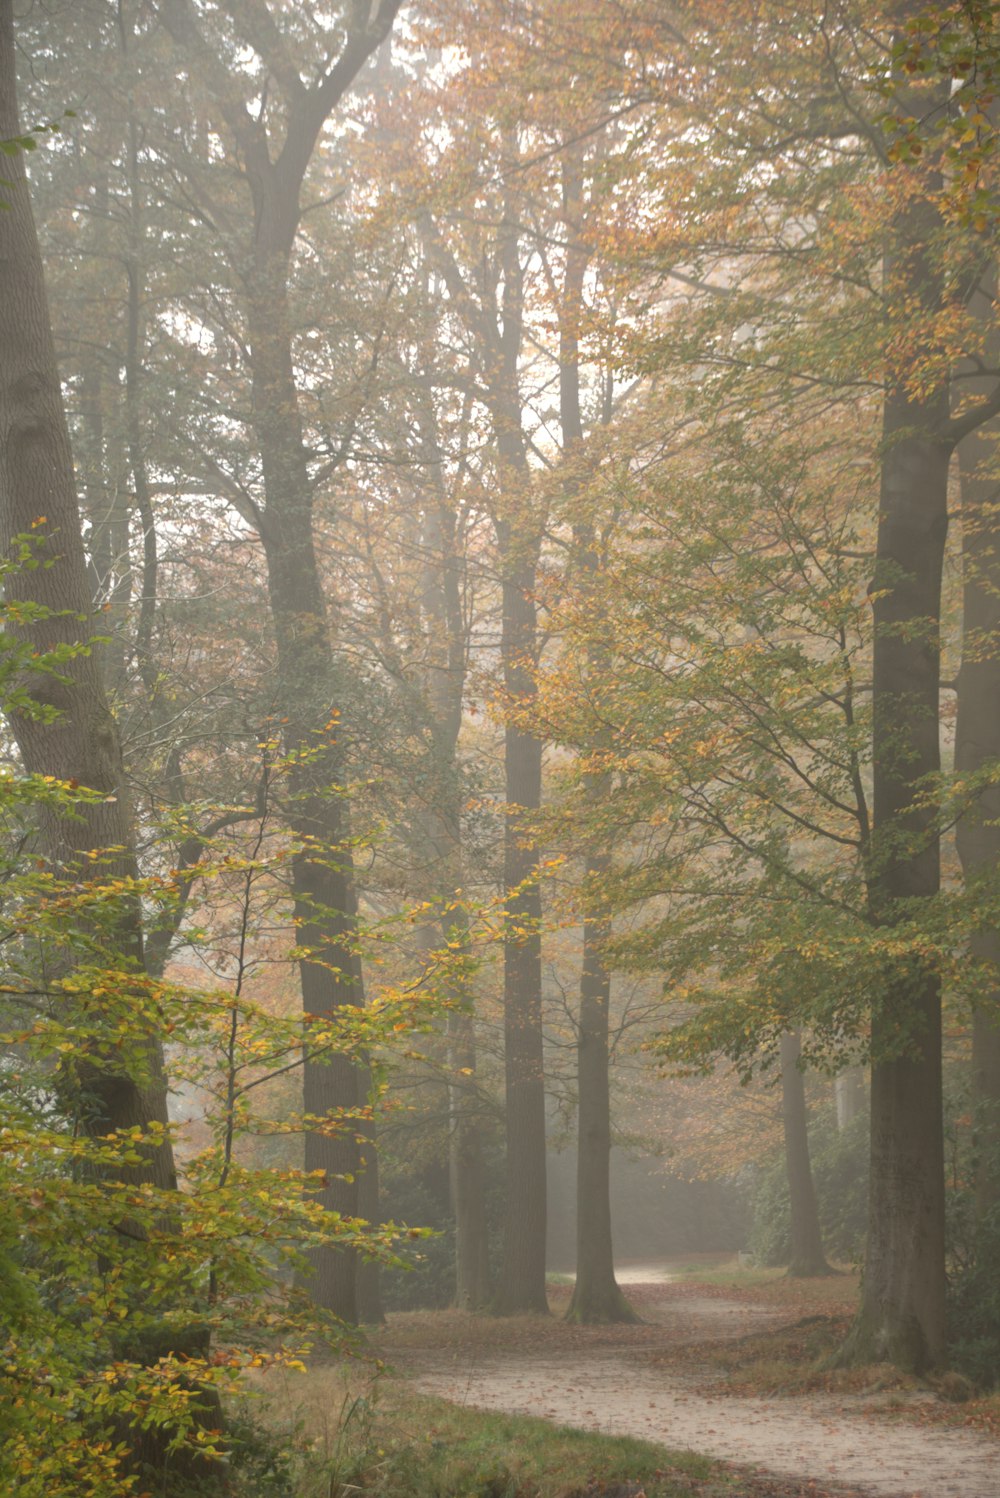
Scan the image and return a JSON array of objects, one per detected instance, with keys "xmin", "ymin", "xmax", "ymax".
[{"xmin": 246, "ymin": 1365, "xmax": 765, "ymax": 1498}]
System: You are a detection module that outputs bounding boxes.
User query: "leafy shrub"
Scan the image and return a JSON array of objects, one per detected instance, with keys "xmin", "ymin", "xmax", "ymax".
[
  {"xmin": 749, "ymin": 1106, "xmax": 868, "ymax": 1267},
  {"xmin": 947, "ymin": 1209, "xmax": 1000, "ymax": 1389},
  {"xmin": 945, "ymin": 1097, "xmax": 1000, "ymax": 1388},
  {"xmin": 378, "ymin": 1169, "xmax": 454, "ymax": 1311}
]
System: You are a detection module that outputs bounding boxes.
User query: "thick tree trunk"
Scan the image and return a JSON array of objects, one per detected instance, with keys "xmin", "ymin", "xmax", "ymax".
[
  {"xmin": 0, "ymin": 9, "xmax": 223, "ymax": 1483},
  {"xmin": 248, "ymin": 282, "xmax": 369, "ymax": 1324},
  {"xmin": 780, "ymin": 1032, "xmax": 832, "ymax": 1278},
  {"xmin": 0, "ymin": 0, "xmax": 175, "ymax": 1187},
  {"xmin": 567, "ymin": 861, "xmax": 638, "ymax": 1323},
  {"xmin": 847, "ymin": 386, "xmax": 950, "ymax": 1372},
  {"xmin": 954, "ymin": 266, "xmax": 1000, "ymax": 1231},
  {"xmin": 159, "ymin": 0, "xmax": 401, "ymax": 1330},
  {"xmin": 834, "ymin": 47, "xmax": 953, "ymax": 1371},
  {"xmin": 489, "ymin": 200, "xmax": 549, "ymax": 1312}
]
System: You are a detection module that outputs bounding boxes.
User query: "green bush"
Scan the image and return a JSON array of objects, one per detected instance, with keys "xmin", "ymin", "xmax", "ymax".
[
  {"xmin": 378, "ymin": 1167, "xmax": 455, "ymax": 1310},
  {"xmin": 947, "ymin": 1210, "xmax": 1000, "ymax": 1388},
  {"xmin": 749, "ymin": 1106, "xmax": 868, "ymax": 1267},
  {"xmin": 945, "ymin": 1098, "xmax": 1000, "ymax": 1388}
]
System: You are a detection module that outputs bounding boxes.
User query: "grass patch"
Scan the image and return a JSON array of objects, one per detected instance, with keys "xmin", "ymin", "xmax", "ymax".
[
  {"xmin": 360, "ymin": 1391, "xmax": 716, "ymax": 1498},
  {"xmin": 246, "ymin": 1363, "xmax": 818, "ymax": 1498}
]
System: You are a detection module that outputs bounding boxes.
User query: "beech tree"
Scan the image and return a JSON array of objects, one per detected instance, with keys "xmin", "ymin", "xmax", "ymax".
[
  {"xmin": 152, "ymin": 0, "xmax": 403, "ymax": 1323},
  {"xmin": 0, "ymin": 0, "xmax": 175, "ymax": 1208}
]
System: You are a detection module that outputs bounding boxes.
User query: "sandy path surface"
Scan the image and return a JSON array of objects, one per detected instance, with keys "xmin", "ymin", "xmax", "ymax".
[
  {"xmin": 393, "ymin": 1273, "xmax": 999, "ymax": 1498},
  {"xmin": 412, "ymin": 1352, "xmax": 999, "ymax": 1498}
]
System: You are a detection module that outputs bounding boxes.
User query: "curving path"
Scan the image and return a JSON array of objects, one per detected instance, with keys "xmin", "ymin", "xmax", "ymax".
[
  {"xmin": 400, "ymin": 1272, "xmax": 999, "ymax": 1498},
  {"xmin": 412, "ymin": 1352, "xmax": 998, "ymax": 1498}
]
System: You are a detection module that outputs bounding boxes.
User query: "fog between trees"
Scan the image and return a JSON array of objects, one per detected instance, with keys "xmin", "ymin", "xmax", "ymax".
[{"xmin": 2, "ymin": 1, "xmax": 1000, "ymax": 1491}]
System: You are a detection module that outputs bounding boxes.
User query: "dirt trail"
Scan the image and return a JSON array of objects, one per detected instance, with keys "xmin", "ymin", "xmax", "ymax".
[
  {"xmin": 412, "ymin": 1352, "xmax": 997, "ymax": 1498},
  {"xmin": 394, "ymin": 1272, "xmax": 1000, "ymax": 1498}
]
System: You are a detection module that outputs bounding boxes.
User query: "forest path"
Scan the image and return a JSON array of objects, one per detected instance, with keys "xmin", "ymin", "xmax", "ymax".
[{"xmin": 384, "ymin": 1267, "xmax": 1000, "ymax": 1498}]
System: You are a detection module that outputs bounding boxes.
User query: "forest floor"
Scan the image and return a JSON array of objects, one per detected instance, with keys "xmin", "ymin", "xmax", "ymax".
[{"xmin": 369, "ymin": 1257, "xmax": 1000, "ymax": 1498}]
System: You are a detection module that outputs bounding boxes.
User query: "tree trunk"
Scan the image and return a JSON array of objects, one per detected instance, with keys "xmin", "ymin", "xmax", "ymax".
[
  {"xmin": 249, "ymin": 280, "xmax": 367, "ymax": 1323},
  {"xmin": 557, "ymin": 182, "xmax": 633, "ymax": 1319},
  {"xmin": 567, "ymin": 859, "xmax": 639, "ymax": 1322},
  {"xmin": 780, "ymin": 1032, "xmax": 833, "ymax": 1278},
  {"xmin": 846, "ymin": 381, "xmax": 950, "ymax": 1373},
  {"xmin": 0, "ymin": 7, "xmax": 223, "ymax": 1482},
  {"xmin": 831, "ymin": 41, "xmax": 953, "ymax": 1371},
  {"xmin": 159, "ymin": 0, "xmax": 401, "ymax": 1330},
  {"xmin": 833, "ymin": 1068, "xmax": 866, "ymax": 1130},
  {"xmin": 493, "ymin": 544, "xmax": 549, "ymax": 1315},
  {"xmin": 489, "ymin": 190, "xmax": 548, "ymax": 1314},
  {"xmin": 0, "ymin": 0, "xmax": 175, "ymax": 1188},
  {"xmin": 417, "ymin": 455, "xmax": 491, "ymax": 1310},
  {"xmin": 449, "ymin": 1004, "xmax": 491, "ymax": 1307},
  {"xmin": 954, "ymin": 264, "xmax": 1000, "ymax": 1231},
  {"xmin": 423, "ymin": 170, "xmax": 549, "ymax": 1315}
]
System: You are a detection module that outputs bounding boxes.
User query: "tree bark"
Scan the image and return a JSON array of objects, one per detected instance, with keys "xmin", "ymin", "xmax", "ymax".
[
  {"xmin": 954, "ymin": 263, "xmax": 1000, "ymax": 1231},
  {"xmin": 567, "ymin": 860, "xmax": 639, "ymax": 1322},
  {"xmin": 848, "ymin": 359, "xmax": 950, "ymax": 1374},
  {"xmin": 780, "ymin": 1032, "xmax": 833, "ymax": 1278},
  {"xmin": 493, "ymin": 538, "xmax": 549, "ymax": 1314},
  {"xmin": 158, "ymin": 0, "xmax": 403, "ymax": 1323},
  {"xmin": 0, "ymin": 7, "xmax": 225, "ymax": 1481},
  {"xmin": 416, "ymin": 425, "xmax": 491, "ymax": 1310},
  {"xmin": 423, "ymin": 172, "xmax": 549, "ymax": 1315},
  {"xmin": 831, "ymin": 37, "xmax": 955, "ymax": 1371},
  {"xmin": 559, "ymin": 155, "xmax": 634, "ymax": 1322},
  {"xmin": 247, "ymin": 275, "xmax": 369, "ymax": 1323},
  {"xmin": 488, "ymin": 190, "xmax": 548, "ymax": 1316},
  {"xmin": 0, "ymin": 0, "xmax": 175, "ymax": 1187}
]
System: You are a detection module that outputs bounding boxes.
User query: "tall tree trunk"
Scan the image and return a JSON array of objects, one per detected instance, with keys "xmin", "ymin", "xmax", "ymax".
[
  {"xmin": 567, "ymin": 853, "xmax": 639, "ymax": 1322},
  {"xmin": 158, "ymin": 0, "xmax": 403, "ymax": 1322},
  {"xmin": 423, "ymin": 170, "xmax": 549, "ymax": 1315},
  {"xmin": 780, "ymin": 1032, "xmax": 832, "ymax": 1278},
  {"xmin": 559, "ymin": 152, "xmax": 634, "ymax": 1322},
  {"xmin": 493, "ymin": 539, "xmax": 549, "ymax": 1314},
  {"xmin": 0, "ymin": 8, "xmax": 223, "ymax": 1482},
  {"xmin": 489, "ymin": 183, "xmax": 548, "ymax": 1315},
  {"xmin": 847, "ymin": 356, "xmax": 950, "ymax": 1374},
  {"xmin": 954, "ymin": 264, "xmax": 1000, "ymax": 1231},
  {"xmin": 0, "ymin": 0, "xmax": 175, "ymax": 1190},
  {"xmin": 416, "ymin": 435, "xmax": 491, "ymax": 1309},
  {"xmin": 835, "ymin": 44, "xmax": 954, "ymax": 1371},
  {"xmin": 249, "ymin": 278, "xmax": 368, "ymax": 1323}
]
